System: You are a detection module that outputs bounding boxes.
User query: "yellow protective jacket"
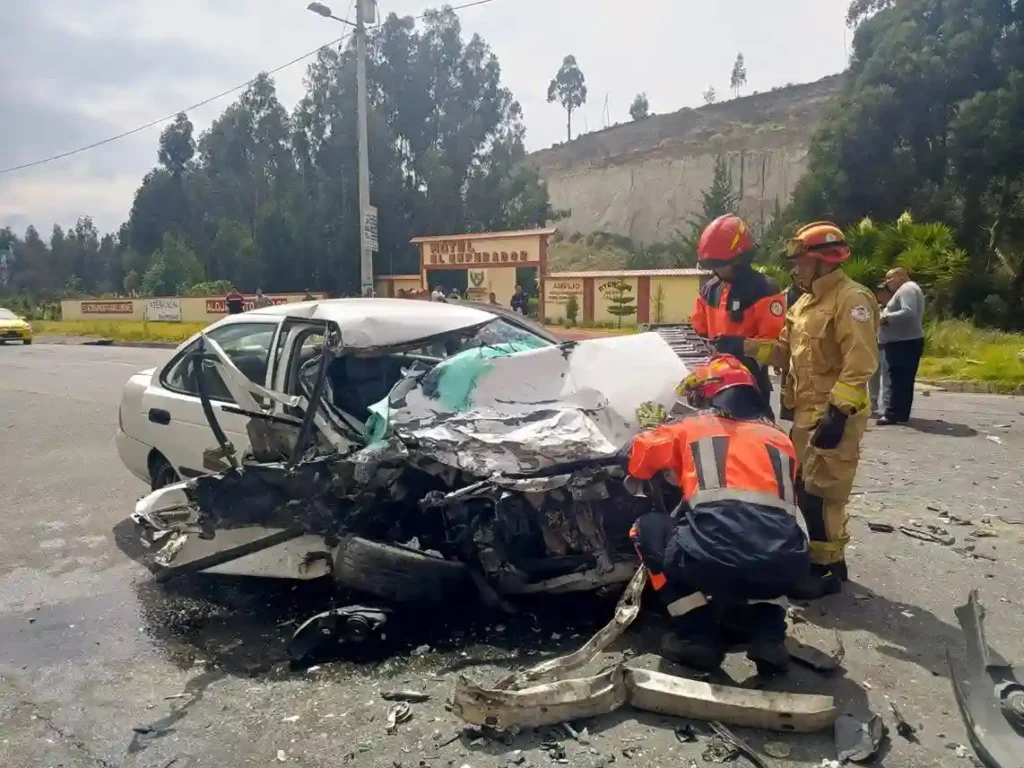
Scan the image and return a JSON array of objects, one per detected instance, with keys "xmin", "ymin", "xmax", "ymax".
[{"xmin": 752, "ymin": 269, "xmax": 879, "ymax": 427}]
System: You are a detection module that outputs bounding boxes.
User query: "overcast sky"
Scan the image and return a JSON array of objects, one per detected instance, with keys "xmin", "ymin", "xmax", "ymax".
[{"xmin": 0, "ymin": 0, "xmax": 852, "ymax": 236}]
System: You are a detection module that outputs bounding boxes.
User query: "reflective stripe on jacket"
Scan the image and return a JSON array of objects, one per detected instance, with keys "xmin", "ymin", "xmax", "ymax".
[{"xmin": 628, "ymin": 412, "xmax": 809, "ymax": 598}]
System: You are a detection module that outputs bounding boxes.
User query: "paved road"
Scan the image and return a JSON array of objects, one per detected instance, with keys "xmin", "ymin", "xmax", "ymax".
[{"xmin": 2, "ymin": 342, "xmax": 1024, "ymax": 767}]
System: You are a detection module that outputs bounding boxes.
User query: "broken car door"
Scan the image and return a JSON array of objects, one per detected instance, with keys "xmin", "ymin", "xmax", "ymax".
[{"xmin": 140, "ymin": 321, "xmax": 282, "ymax": 477}]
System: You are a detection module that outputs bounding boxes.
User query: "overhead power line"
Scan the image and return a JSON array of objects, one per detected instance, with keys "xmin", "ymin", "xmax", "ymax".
[{"xmin": 0, "ymin": 0, "xmax": 501, "ymax": 176}]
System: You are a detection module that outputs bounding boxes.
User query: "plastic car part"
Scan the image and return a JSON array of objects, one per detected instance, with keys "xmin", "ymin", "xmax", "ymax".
[
  {"xmin": 288, "ymin": 605, "xmax": 391, "ymax": 662},
  {"xmin": 949, "ymin": 589, "xmax": 1024, "ymax": 768},
  {"xmin": 834, "ymin": 712, "xmax": 888, "ymax": 763}
]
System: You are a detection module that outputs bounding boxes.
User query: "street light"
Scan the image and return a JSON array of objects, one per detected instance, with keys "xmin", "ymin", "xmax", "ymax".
[
  {"xmin": 307, "ymin": 1, "xmax": 376, "ymax": 297},
  {"xmin": 306, "ymin": 2, "xmax": 353, "ymax": 24}
]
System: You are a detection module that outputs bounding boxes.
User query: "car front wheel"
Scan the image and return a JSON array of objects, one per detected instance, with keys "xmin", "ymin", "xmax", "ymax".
[
  {"xmin": 149, "ymin": 454, "xmax": 179, "ymax": 490},
  {"xmin": 23, "ymin": 339, "xmax": 31, "ymax": 345}
]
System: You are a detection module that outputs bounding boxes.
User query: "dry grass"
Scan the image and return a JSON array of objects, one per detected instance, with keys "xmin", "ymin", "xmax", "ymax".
[{"xmin": 35, "ymin": 320, "xmax": 205, "ymax": 343}]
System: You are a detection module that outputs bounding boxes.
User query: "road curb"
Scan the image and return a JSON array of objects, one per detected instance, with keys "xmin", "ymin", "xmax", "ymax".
[
  {"xmin": 36, "ymin": 335, "xmax": 178, "ymax": 349},
  {"xmin": 919, "ymin": 378, "xmax": 1024, "ymax": 395}
]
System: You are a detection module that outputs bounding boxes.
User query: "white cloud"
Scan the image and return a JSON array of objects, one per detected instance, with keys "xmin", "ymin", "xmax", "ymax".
[{"xmin": 0, "ymin": 0, "xmax": 851, "ymax": 235}]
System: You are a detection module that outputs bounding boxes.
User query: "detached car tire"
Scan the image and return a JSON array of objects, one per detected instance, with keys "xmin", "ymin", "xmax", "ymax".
[{"xmin": 333, "ymin": 536, "xmax": 468, "ymax": 603}]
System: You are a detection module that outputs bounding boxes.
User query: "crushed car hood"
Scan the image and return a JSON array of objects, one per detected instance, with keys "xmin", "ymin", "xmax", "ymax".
[{"xmin": 372, "ymin": 332, "xmax": 691, "ymax": 476}]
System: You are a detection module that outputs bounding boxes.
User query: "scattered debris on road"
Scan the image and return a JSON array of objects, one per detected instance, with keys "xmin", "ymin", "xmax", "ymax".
[
  {"xmin": 708, "ymin": 721, "xmax": 769, "ymax": 768},
  {"xmin": 889, "ymin": 701, "xmax": 917, "ymax": 741},
  {"xmin": 834, "ymin": 712, "xmax": 888, "ymax": 762},
  {"xmin": 900, "ymin": 520, "xmax": 955, "ymax": 545},
  {"xmin": 382, "ymin": 690, "xmax": 430, "ymax": 703},
  {"xmin": 700, "ymin": 736, "xmax": 740, "ymax": 764},
  {"xmin": 867, "ymin": 521, "xmax": 895, "ymax": 533},
  {"xmin": 763, "ymin": 740, "xmax": 791, "ymax": 758},
  {"xmin": 386, "ymin": 702, "xmax": 413, "ymax": 734}
]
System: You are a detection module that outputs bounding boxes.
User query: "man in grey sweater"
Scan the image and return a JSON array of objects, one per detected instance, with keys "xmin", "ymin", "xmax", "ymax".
[
  {"xmin": 869, "ymin": 285, "xmax": 893, "ymax": 416},
  {"xmin": 877, "ymin": 268, "xmax": 926, "ymax": 425}
]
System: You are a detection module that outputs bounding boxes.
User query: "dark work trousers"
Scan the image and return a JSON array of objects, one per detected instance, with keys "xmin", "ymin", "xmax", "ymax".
[{"xmin": 882, "ymin": 337, "xmax": 925, "ymax": 423}]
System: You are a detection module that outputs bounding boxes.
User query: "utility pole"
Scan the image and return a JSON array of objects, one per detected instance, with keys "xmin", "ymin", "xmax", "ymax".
[
  {"xmin": 355, "ymin": 0, "xmax": 375, "ymax": 296},
  {"xmin": 307, "ymin": 1, "xmax": 377, "ymax": 295}
]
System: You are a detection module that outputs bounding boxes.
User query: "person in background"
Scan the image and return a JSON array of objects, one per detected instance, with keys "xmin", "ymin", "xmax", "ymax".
[
  {"xmin": 225, "ymin": 287, "xmax": 245, "ymax": 315},
  {"xmin": 253, "ymin": 288, "xmax": 272, "ymax": 309},
  {"xmin": 431, "ymin": 284, "xmax": 446, "ymax": 302},
  {"xmin": 448, "ymin": 287, "xmax": 462, "ymax": 302},
  {"xmin": 869, "ymin": 284, "xmax": 894, "ymax": 417},
  {"xmin": 302, "ymin": 288, "xmax": 316, "ymax": 301},
  {"xmin": 510, "ymin": 284, "xmax": 529, "ymax": 315},
  {"xmin": 692, "ymin": 214, "xmax": 788, "ymax": 419},
  {"xmin": 877, "ymin": 267, "xmax": 926, "ymax": 425},
  {"xmin": 488, "ymin": 292, "xmax": 500, "ymax": 305}
]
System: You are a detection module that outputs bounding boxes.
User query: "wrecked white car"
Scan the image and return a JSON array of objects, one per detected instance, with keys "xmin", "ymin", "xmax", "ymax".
[{"xmin": 114, "ymin": 299, "xmax": 703, "ymax": 655}]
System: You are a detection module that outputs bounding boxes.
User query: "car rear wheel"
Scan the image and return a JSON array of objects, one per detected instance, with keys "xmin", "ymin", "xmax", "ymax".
[
  {"xmin": 333, "ymin": 536, "xmax": 468, "ymax": 603},
  {"xmin": 149, "ymin": 453, "xmax": 179, "ymax": 490},
  {"xmin": 22, "ymin": 339, "xmax": 31, "ymax": 345}
]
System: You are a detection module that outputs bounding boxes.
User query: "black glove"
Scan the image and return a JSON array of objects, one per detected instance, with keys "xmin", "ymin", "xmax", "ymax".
[
  {"xmin": 629, "ymin": 512, "xmax": 675, "ymax": 573},
  {"xmin": 713, "ymin": 335, "xmax": 746, "ymax": 357},
  {"xmin": 811, "ymin": 404, "xmax": 848, "ymax": 450},
  {"xmin": 779, "ymin": 405, "xmax": 795, "ymax": 422}
]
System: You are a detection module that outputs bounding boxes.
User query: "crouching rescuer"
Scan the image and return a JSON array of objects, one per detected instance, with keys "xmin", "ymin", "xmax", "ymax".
[
  {"xmin": 744, "ymin": 222, "xmax": 879, "ymax": 599},
  {"xmin": 622, "ymin": 355, "xmax": 810, "ymax": 674}
]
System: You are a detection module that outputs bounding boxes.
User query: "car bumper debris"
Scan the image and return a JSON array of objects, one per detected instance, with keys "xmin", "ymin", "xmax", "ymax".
[
  {"xmin": 949, "ymin": 589, "xmax": 1024, "ymax": 768},
  {"xmin": 451, "ymin": 567, "xmax": 838, "ymax": 734}
]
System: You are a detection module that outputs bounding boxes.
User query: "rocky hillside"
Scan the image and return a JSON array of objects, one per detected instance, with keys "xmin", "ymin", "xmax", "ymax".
[{"xmin": 529, "ymin": 75, "xmax": 845, "ymax": 244}]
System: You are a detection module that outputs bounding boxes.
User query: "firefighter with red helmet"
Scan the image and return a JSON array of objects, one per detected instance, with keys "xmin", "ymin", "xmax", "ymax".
[
  {"xmin": 690, "ymin": 214, "xmax": 787, "ymax": 417},
  {"xmin": 744, "ymin": 222, "xmax": 879, "ymax": 599},
  {"xmin": 623, "ymin": 355, "xmax": 809, "ymax": 673}
]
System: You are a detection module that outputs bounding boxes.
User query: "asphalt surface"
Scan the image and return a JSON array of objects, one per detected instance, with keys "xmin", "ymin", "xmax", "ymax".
[{"xmin": 2, "ymin": 341, "xmax": 1024, "ymax": 768}]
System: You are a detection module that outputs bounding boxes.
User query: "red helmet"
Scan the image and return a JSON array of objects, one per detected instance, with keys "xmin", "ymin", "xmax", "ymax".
[
  {"xmin": 786, "ymin": 221, "xmax": 851, "ymax": 264},
  {"xmin": 678, "ymin": 354, "xmax": 759, "ymax": 409},
  {"xmin": 697, "ymin": 214, "xmax": 755, "ymax": 267}
]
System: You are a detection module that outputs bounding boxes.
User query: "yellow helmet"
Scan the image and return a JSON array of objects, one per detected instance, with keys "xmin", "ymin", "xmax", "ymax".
[{"xmin": 786, "ymin": 221, "xmax": 850, "ymax": 263}]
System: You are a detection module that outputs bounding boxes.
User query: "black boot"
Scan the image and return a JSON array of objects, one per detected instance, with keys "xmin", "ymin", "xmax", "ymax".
[
  {"xmin": 788, "ymin": 561, "xmax": 848, "ymax": 600},
  {"xmin": 659, "ymin": 604, "xmax": 727, "ymax": 671},
  {"xmin": 659, "ymin": 631, "xmax": 727, "ymax": 671},
  {"xmin": 720, "ymin": 602, "xmax": 790, "ymax": 676}
]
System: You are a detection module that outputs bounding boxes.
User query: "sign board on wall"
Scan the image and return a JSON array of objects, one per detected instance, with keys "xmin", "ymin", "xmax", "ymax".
[
  {"xmin": 205, "ymin": 295, "xmax": 297, "ymax": 314},
  {"xmin": 546, "ymin": 279, "xmax": 583, "ymax": 306},
  {"xmin": 422, "ymin": 237, "xmax": 540, "ymax": 267},
  {"xmin": 144, "ymin": 297, "xmax": 182, "ymax": 322},
  {"xmin": 466, "ymin": 269, "xmax": 489, "ymax": 299},
  {"xmin": 82, "ymin": 300, "xmax": 134, "ymax": 314}
]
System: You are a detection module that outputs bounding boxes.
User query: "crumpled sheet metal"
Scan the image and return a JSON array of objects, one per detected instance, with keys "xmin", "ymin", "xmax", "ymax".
[
  {"xmin": 396, "ymin": 408, "xmax": 619, "ymax": 478},
  {"xmin": 387, "ymin": 333, "xmax": 689, "ymax": 476},
  {"xmin": 496, "ymin": 565, "xmax": 648, "ymax": 689},
  {"xmin": 454, "ymin": 667, "xmax": 630, "ymax": 731},
  {"xmin": 452, "ymin": 566, "xmax": 837, "ymax": 734}
]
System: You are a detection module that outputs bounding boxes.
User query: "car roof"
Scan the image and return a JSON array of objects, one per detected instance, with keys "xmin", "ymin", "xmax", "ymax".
[
  {"xmin": 223, "ymin": 297, "xmax": 498, "ymax": 349},
  {"xmin": 459, "ymin": 300, "xmax": 560, "ymax": 343}
]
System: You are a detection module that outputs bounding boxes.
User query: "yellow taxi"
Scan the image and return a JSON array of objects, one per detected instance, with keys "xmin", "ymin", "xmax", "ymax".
[{"xmin": 0, "ymin": 307, "xmax": 32, "ymax": 345}]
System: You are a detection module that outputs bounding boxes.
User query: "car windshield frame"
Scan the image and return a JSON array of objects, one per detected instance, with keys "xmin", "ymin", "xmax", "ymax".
[{"xmin": 0, "ymin": 309, "xmax": 18, "ymax": 320}]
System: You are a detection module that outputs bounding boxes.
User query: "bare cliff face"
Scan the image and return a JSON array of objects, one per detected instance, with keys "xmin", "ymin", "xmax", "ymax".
[{"xmin": 527, "ymin": 75, "xmax": 845, "ymax": 243}]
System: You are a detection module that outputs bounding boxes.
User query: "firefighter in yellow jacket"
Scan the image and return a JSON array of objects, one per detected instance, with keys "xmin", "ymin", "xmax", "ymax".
[{"xmin": 744, "ymin": 222, "xmax": 879, "ymax": 598}]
